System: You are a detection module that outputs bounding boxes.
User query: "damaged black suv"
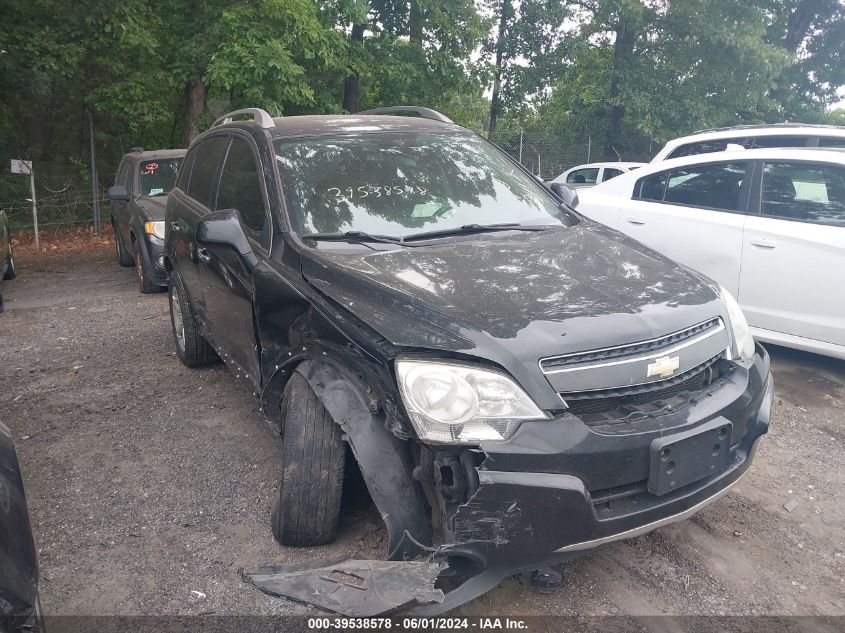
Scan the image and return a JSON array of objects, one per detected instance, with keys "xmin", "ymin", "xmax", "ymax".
[{"xmin": 164, "ymin": 107, "xmax": 773, "ymax": 614}]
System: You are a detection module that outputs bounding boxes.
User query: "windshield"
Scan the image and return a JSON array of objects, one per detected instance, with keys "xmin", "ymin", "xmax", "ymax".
[
  {"xmin": 138, "ymin": 158, "xmax": 182, "ymax": 197},
  {"xmin": 274, "ymin": 133, "xmax": 567, "ymax": 238}
]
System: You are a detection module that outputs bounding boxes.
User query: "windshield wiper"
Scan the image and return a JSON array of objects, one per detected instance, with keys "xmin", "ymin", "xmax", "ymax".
[
  {"xmin": 302, "ymin": 231, "xmax": 405, "ymax": 245},
  {"xmin": 401, "ymin": 223, "xmax": 551, "ymax": 242}
]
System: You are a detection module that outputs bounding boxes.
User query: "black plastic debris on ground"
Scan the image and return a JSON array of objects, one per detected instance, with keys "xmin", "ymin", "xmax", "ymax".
[{"xmin": 241, "ymin": 559, "xmax": 445, "ymax": 616}]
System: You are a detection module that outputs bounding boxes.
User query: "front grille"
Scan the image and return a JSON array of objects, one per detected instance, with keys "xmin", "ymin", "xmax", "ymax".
[
  {"xmin": 563, "ymin": 355, "xmax": 724, "ymax": 425},
  {"xmin": 540, "ymin": 318, "xmax": 721, "ymax": 372}
]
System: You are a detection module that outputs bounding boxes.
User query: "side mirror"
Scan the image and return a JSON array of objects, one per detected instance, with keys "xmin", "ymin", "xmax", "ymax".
[
  {"xmin": 106, "ymin": 185, "xmax": 130, "ymax": 202},
  {"xmin": 550, "ymin": 182, "xmax": 579, "ymax": 208},
  {"xmin": 196, "ymin": 209, "xmax": 258, "ymax": 269}
]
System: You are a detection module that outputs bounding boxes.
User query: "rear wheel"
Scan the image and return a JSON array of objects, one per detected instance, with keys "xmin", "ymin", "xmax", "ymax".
[
  {"xmin": 272, "ymin": 373, "xmax": 346, "ymax": 547},
  {"xmin": 3, "ymin": 242, "xmax": 15, "ymax": 280},
  {"xmin": 168, "ymin": 273, "xmax": 217, "ymax": 367},
  {"xmin": 114, "ymin": 223, "xmax": 133, "ymax": 267},
  {"xmin": 133, "ymin": 239, "xmax": 158, "ymax": 294}
]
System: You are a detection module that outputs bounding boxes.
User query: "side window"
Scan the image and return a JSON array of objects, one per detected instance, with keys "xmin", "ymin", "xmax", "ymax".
[
  {"xmin": 603, "ymin": 168, "xmax": 624, "ymax": 181},
  {"xmin": 114, "ymin": 161, "xmax": 128, "ymax": 188},
  {"xmin": 216, "ymin": 137, "xmax": 267, "ymax": 234},
  {"xmin": 176, "ymin": 152, "xmax": 196, "ymax": 191},
  {"xmin": 187, "ymin": 137, "xmax": 228, "ymax": 208},
  {"xmin": 635, "ymin": 172, "xmax": 668, "ymax": 201},
  {"xmin": 747, "ymin": 135, "xmax": 809, "ymax": 149},
  {"xmin": 662, "ymin": 162, "xmax": 747, "ymax": 211},
  {"xmin": 634, "ymin": 162, "xmax": 747, "ymax": 211},
  {"xmin": 666, "ymin": 138, "xmax": 743, "ymax": 159},
  {"xmin": 818, "ymin": 137, "xmax": 845, "ymax": 148},
  {"xmin": 120, "ymin": 162, "xmax": 133, "ymax": 191},
  {"xmin": 762, "ymin": 162, "xmax": 845, "ymax": 227},
  {"xmin": 566, "ymin": 168, "xmax": 599, "ymax": 185}
]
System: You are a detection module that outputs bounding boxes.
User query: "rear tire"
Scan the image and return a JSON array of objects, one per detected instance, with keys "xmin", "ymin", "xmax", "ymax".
[
  {"xmin": 272, "ymin": 372, "xmax": 346, "ymax": 547},
  {"xmin": 133, "ymin": 239, "xmax": 158, "ymax": 294},
  {"xmin": 114, "ymin": 223, "xmax": 133, "ymax": 267},
  {"xmin": 168, "ymin": 273, "xmax": 218, "ymax": 367},
  {"xmin": 3, "ymin": 242, "xmax": 15, "ymax": 280}
]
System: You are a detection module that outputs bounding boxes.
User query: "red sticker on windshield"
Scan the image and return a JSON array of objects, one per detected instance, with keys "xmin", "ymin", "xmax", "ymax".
[{"xmin": 140, "ymin": 162, "xmax": 159, "ymax": 175}]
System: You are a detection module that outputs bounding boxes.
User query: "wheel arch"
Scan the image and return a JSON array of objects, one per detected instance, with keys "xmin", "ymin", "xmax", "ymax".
[{"xmin": 268, "ymin": 357, "xmax": 433, "ymax": 560}]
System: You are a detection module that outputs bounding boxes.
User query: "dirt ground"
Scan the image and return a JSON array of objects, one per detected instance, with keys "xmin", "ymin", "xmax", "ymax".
[{"xmin": 0, "ymin": 242, "xmax": 843, "ymax": 622}]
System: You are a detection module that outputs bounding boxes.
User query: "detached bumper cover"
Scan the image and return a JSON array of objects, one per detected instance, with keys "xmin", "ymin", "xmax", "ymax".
[{"xmin": 246, "ymin": 347, "xmax": 773, "ymax": 616}]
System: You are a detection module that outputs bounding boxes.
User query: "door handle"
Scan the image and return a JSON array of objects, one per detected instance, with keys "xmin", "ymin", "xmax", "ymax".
[
  {"xmin": 170, "ymin": 220, "xmax": 181, "ymax": 232},
  {"xmin": 750, "ymin": 237, "xmax": 777, "ymax": 249},
  {"xmin": 625, "ymin": 216, "xmax": 646, "ymax": 225},
  {"xmin": 196, "ymin": 247, "xmax": 210, "ymax": 263}
]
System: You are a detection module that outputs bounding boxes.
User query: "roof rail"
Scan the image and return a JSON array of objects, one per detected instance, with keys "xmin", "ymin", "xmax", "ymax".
[
  {"xmin": 357, "ymin": 106, "xmax": 453, "ymax": 124},
  {"xmin": 211, "ymin": 108, "xmax": 275, "ymax": 129}
]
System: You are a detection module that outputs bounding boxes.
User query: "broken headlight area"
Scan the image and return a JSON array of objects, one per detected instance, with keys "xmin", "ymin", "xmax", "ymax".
[{"xmin": 396, "ymin": 359, "xmax": 548, "ymax": 443}]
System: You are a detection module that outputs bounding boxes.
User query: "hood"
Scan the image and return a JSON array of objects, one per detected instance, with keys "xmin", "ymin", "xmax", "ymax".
[
  {"xmin": 135, "ymin": 196, "xmax": 167, "ymax": 220},
  {"xmin": 301, "ymin": 222, "xmax": 725, "ymax": 406}
]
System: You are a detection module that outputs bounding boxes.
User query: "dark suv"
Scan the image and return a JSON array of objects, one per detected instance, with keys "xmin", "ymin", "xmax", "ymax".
[
  {"xmin": 164, "ymin": 107, "xmax": 773, "ymax": 613},
  {"xmin": 107, "ymin": 148, "xmax": 184, "ymax": 293}
]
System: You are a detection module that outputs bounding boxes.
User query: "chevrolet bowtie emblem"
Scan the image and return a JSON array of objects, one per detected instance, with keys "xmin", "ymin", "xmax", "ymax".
[{"xmin": 647, "ymin": 355, "xmax": 680, "ymax": 378}]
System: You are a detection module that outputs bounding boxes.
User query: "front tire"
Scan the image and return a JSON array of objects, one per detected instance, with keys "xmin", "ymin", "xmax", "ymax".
[
  {"xmin": 3, "ymin": 242, "xmax": 15, "ymax": 280},
  {"xmin": 168, "ymin": 273, "xmax": 217, "ymax": 367},
  {"xmin": 272, "ymin": 373, "xmax": 346, "ymax": 547}
]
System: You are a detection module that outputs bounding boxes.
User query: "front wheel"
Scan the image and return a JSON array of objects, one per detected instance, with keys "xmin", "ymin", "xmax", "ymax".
[
  {"xmin": 3, "ymin": 242, "xmax": 15, "ymax": 280},
  {"xmin": 168, "ymin": 274, "xmax": 218, "ymax": 367},
  {"xmin": 272, "ymin": 373, "xmax": 346, "ymax": 547}
]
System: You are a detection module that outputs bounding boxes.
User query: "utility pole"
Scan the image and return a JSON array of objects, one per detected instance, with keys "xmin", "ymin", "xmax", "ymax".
[
  {"xmin": 88, "ymin": 109, "xmax": 101, "ymax": 235},
  {"xmin": 518, "ymin": 128, "xmax": 524, "ymax": 164}
]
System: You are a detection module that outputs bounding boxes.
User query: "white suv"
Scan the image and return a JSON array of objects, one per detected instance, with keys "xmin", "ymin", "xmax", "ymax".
[
  {"xmin": 575, "ymin": 147, "xmax": 845, "ymax": 359},
  {"xmin": 652, "ymin": 124, "xmax": 845, "ymax": 162}
]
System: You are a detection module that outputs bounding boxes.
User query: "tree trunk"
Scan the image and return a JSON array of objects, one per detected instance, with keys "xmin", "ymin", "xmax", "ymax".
[
  {"xmin": 343, "ymin": 23, "xmax": 367, "ymax": 113},
  {"xmin": 409, "ymin": 0, "xmax": 423, "ymax": 45},
  {"xmin": 783, "ymin": 0, "xmax": 829, "ymax": 50},
  {"xmin": 487, "ymin": 0, "xmax": 512, "ymax": 138},
  {"xmin": 182, "ymin": 77, "xmax": 207, "ymax": 147},
  {"xmin": 604, "ymin": 18, "xmax": 634, "ymax": 159}
]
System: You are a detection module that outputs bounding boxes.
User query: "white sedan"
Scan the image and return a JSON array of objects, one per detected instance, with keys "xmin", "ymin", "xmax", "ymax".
[
  {"xmin": 549, "ymin": 161, "xmax": 646, "ymax": 188},
  {"xmin": 575, "ymin": 147, "xmax": 845, "ymax": 359}
]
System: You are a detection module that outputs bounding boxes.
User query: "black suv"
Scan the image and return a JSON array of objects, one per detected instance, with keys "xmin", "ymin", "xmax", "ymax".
[
  {"xmin": 107, "ymin": 148, "xmax": 184, "ymax": 293},
  {"xmin": 164, "ymin": 107, "xmax": 773, "ymax": 613}
]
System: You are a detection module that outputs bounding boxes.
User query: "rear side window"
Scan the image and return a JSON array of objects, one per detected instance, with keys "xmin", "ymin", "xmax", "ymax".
[
  {"xmin": 746, "ymin": 135, "xmax": 809, "ymax": 149},
  {"xmin": 566, "ymin": 168, "xmax": 599, "ymax": 184},
  {"xmin": 761, "ymin": 162, "xmax": 845, "ymax": 226},
  {"xmin": 818, "ymin": 137, "xmax": 845, "ymax": 148},
  {"xmin": 603, "ymin": 168, "xmax": 624, "ymax": 181},
  {"xmin": 635, "ymin": 162, "xmax": 748, "ymax": 212},
  {"xmin": 666, "ymin": 139, "xmax": 743, "ymax": 159},
  {"xmin": 186, "ymin": 137, "xmax": 228, "ymax": 208},
  {"xmin": 217, "ymin": 138, "xmax": 266, "ymax": 234}
]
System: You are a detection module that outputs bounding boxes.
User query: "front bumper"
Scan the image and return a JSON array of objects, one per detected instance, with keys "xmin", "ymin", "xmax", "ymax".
[
  {"xmin": 420, "ymin": 344, "xmax": 773, "ymax": 611},
  {"xmin": 138, "ymin": 235, "xmax": 167, "ymax": 286}
]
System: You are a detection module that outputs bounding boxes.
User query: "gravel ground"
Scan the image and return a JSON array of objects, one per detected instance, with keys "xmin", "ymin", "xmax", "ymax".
[{"xmin": 0, "ymin": 244, "xmax": 843, "ymax": 621}]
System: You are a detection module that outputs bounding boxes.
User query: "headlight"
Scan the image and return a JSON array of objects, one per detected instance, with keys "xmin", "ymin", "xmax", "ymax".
[
  {"xmin": 396, "ymin": 360, "xmax": 546, "ymax": 444},
  {"xmin": 720, "ymin": 286, "xmax": 755, "ymax": 360},
  {"xmin": 144, "ymin": 221, "xmax": 165, "ymax": 240}
]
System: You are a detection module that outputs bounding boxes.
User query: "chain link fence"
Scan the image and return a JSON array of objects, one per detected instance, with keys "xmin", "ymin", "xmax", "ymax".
[
  {"xmin": 492, "ymin": 131, "xmax": 653, "ymax": 181},
  {"xmin": 0, "ymin": 164, "xmax": 114, "ymax": 233}
]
